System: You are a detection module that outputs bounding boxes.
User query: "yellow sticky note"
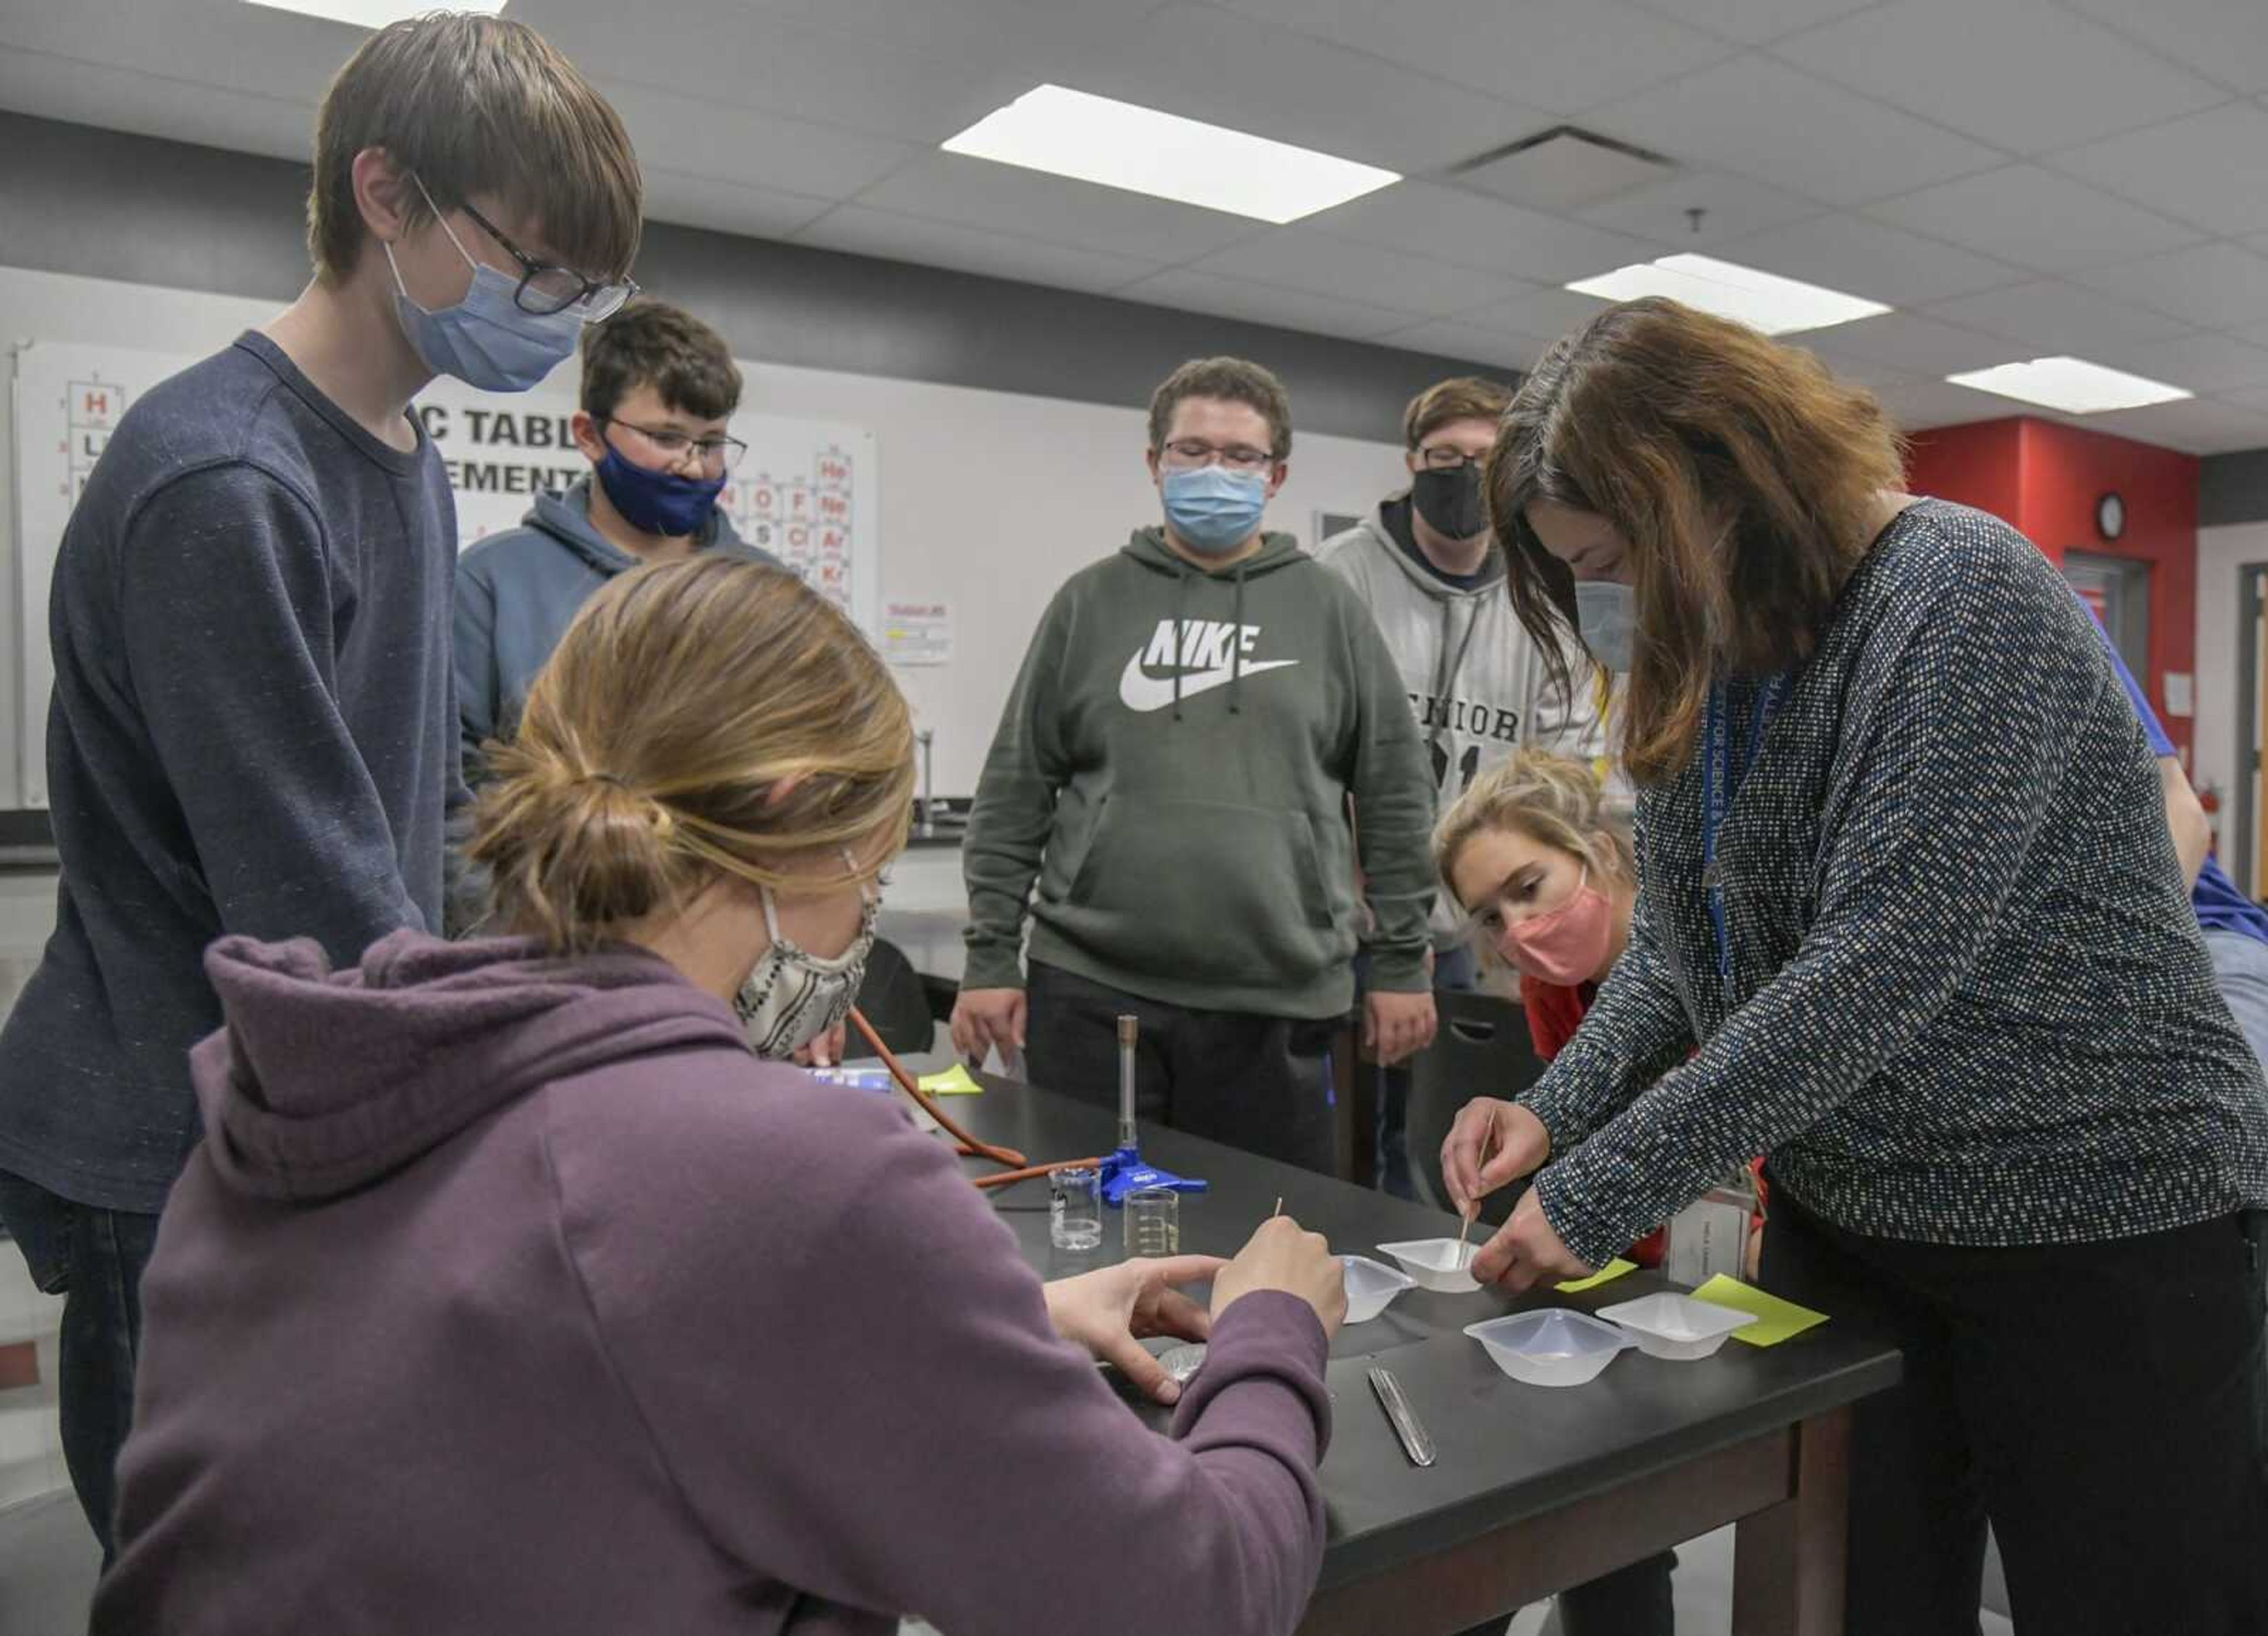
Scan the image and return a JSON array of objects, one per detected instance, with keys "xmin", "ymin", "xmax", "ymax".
[
  {"xmin": 1555, "ymin": 1258, "xmax": 1637, "ymax": 1293},
  {"xmin": 916, "ymin": 1063, "xmax": 985, "ymax": 1096},
  {"xmin": 1690, "ymin": 1275, "xmax": 1829, "ymax": 1347}
]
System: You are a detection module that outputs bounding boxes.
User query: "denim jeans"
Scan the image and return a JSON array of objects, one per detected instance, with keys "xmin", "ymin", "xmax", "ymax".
[
  {"xmin": 2205, "ymin": 927, "xmax": 2268, "ymax": 1083},
  {"xmin": 0, "ymin": 1169, "xmax": 162, "ymax": 1563}
]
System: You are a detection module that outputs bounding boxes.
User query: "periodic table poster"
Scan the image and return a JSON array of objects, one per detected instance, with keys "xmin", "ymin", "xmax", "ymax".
[{"xmin": 11, "ymin": 341, "xmax": 879, "ymax": 807}]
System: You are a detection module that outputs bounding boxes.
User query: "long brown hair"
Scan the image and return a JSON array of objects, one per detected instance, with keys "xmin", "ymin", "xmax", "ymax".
[
  {"xmin": 468, "ymin": 558, "xmax": 914, "ymax": 952},
  {"xmin": 1488, "ymin": 298, "xmax": 1905, "ymax": 783}
]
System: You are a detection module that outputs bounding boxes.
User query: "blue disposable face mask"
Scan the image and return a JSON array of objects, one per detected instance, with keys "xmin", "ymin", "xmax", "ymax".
[
  {"xmin": 385, "ymin": 185, "xmax": 581, "ymax": 393},
  {"xmin": 1161, "ymin": 464, "xmax": 1269, "ymax": 556},
  {"xmin": 1574, "ymin": 581, "xmax": 1636, "ymax": 673},
  {"xmin": 594, "ymin": 436, "xmax": 726, "ymax": 538}
]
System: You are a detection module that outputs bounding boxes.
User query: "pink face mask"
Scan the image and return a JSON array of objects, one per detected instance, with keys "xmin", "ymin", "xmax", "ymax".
[{"xmin": 1498, "ymin": 866, "xmax": 1616, "ymax": 988}]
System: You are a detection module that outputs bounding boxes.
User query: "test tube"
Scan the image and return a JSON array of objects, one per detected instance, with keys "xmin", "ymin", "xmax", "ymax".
[{"xmin": 1116, "ymin": 1013, "xmax": 1139, "ymax": 1153}]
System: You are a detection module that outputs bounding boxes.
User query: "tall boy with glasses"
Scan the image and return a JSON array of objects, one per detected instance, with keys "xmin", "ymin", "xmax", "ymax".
[
  {"xmin": 0, "ymin": 14, "xmax": 643, "ymax": 1557},
  {"xmin": 454, "ymin": 298, "xmax": 779, "ymax": 791},
  {"xmin": 956, "ymin": 357, "xmax": 1437, "ymax": 1175}
]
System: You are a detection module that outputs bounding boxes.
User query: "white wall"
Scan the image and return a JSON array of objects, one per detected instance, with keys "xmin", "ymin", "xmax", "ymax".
[
  {"xmin": 2, "ymin": 263, "xmax": 1410, "ymax": 804},
  {"xmin": 2197, "ymin": 521, "xmax": 2268, "ymax": 882}
]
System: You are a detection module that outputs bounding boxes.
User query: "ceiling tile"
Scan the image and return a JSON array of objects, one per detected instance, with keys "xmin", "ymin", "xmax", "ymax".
[
  {"xmin": 1072, "ymin": 5, "xmax": 1550, "ymax": 177},
  {"xmin": 1866, "ymin": 165, "xmax": 2203, "ymax": 272},
  {"xmin": 2074, "ymin": 242, "xmax": 2268, "ymax": 330},
  {"xmin": 1624, "ymin": 0, "xmax": 1879, "ymax": 44},
  {"xmin": 1217, "ymin": 0, "xmax": 1736, "ymax": 116},
  {"xmin": 2079, "ymin": 397, "xmax": 2268, "ymax": 455},
  {"xmin": 1304, "ymin": 182, "xmax": 1656, "ymax": 284},
  {"xmin": 1802, "ymin": 348, "xmax": 1921, "ymax": 390},
  {"xmin": 1811, "ymin": 311, "xmax": 2023, "ymax": 375},
  {"xmin": 1715, "ymin": 213, "xmax": 2029, "ymax": 306},
  {"xmin": 540, "ymin": 0, "xmax": 1027, "ymax": 145},
  {"xmin": 643, "ymin": 170, "xmax": 837, "ymax": 240},
  {"xmin": 1922, "ymin": 280, "xmax": 2196, "ymax": 351},
  {"xmin": 2222, "ymin": 384, "xmax": 2268, "ymax": 413},
  {"xmin": 0, "ymin": 43, "xmax": 311, "ymax": 164},
  {"xmin": 592, "ymin": 78, "xmax": 917, "ymax": 203},
  {"xmin": 2050, "ymin": 102, "xmax": 2268, "ymax": 237},
  {"xmin": 1573, "ymin": 169, "xmax": 1826, "ymax": 247},
  {"xmin": 1772, "ymin": 0, "xmax": 2226, "ymax": 155},
  {"xmin": 1869, "ymin": 376, "xmax": 2013, "ymax": 431},
  {"xmin": 1455, "ymin": 285, "xmax": 1618, "ymax": 343},
  {"xmin": 1113, "ymin": 268, "xmax": 1416, "ymax": 341},
  {"xmin": 2080, "ymin": 333, "xmax": 2268, "ymax": 395},
  {"xmin": 0, "ymin": 0, "xmax": 349, "ymax": 106},
  {"xmin": 1189, "ymin": 228, "xmax": 1539, "ymax": 317},
  {"xmin": 852, "ymin": 152, "xmax": 1266, "ymax": 262},
  {"xmin": 1587, "ymin": 53, "xmax": 2007, "ymax": 207},
  {"xmin": 793, "ymin": 204, "xmax": 1161, "ymax": 293},
  {"xmin": 2051, "ymin": 0, "xmax": 2268, "ymax": 95},
  {"xmin": 1377, "ymin": 320, "xmax": 1556, "ymax": 372}
]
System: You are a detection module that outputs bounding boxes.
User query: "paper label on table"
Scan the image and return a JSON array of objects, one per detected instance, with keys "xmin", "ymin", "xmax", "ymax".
[
  {"xmin": 882, "ymin": 600, "xmax": 953, "ymax": 666},
  {"xmin": 1689, "ymin": 1276, "xmax": 1828, "ymax": 1346},
  {"xmin": 1554, "ymin": 1257, "xmax": 1637, "ymax": 1293},
  {"xmin": 917, "ymin": 1063, "xmax": 985, "ymax": 1096}
]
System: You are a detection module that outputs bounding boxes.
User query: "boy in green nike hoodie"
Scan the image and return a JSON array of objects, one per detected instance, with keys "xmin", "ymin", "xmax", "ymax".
[{"xmin": 955, "ymin": 358, "xmax": 1438, "ymax": 1173}]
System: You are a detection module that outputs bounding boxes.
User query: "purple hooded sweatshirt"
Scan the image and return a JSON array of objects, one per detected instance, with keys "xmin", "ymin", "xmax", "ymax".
[{"xmin": 93, "ymin": 931, "xmax": 1332, "ymax": 1636}]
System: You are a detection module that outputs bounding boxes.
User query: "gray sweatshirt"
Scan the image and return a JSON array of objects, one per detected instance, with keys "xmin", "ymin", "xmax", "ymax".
[
  {"xmin": 95, "ymin": 930, "xmax": 1334, "ymax": 1636},
  {"xmin": 964, "ymin": 526, "xmax": 1437, "ymax": 1015},
  {"xmin": 1318, "ymin": 501, "xmax": 1611, "ymax": 947}
]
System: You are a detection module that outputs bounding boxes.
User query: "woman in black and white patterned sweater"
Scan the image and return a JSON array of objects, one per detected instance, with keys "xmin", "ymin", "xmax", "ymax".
[{"xmin": 1442, "ymin": 298, "xmax": 2268, "ymax": 1636}]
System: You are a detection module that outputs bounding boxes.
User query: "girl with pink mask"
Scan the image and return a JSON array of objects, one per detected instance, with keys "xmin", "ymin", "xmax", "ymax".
[{"xmin": 1433, "ymin": 749, "xmax": 1764, "ymax": 1276}]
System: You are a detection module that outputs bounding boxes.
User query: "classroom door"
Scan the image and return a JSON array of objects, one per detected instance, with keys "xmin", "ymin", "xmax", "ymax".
[
  {"xmin": 2251, "ymin": 567, "xmax": 2268, "ymax": 898},
  {"xmin": 2064, "ymin": 550, "xmax": 2152, "ymax": 673}
]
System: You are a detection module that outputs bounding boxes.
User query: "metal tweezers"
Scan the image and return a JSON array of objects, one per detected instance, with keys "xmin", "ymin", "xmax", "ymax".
[{"xmin": 1368, "ymin": 1366, "xmax": 1435, "ymax": 1468}]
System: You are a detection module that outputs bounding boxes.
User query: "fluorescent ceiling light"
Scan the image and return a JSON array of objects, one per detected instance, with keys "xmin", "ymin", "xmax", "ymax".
[
  {"xmin": 242, "ymin": 1, "xmax": 503, "ymax": 25},
  {"xmin": 1565, "ymin": 253, "xmax": 1890, "ymax": 335},
  {"xmin": 941, "ymin": 84, "xmax": 1399, "ymax": 224},
  {"xmin": 1944, "ymin": 356, "xmax": 2192, "ymax": 413}
]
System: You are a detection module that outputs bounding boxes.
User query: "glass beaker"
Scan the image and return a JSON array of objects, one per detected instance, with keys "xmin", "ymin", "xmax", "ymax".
[
  {"xmin": 1123, "ymin": 1185, "xmax": 1181, "ymax": 1257},
  {"xmin": 1049, "ymin": 1164, "xmax": 1103, "ymax": 1252}
]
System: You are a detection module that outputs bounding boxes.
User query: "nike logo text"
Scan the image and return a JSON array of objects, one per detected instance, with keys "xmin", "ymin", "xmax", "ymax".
[{"xmin": 1119, "ymin": 618, "xmax": 1299, "ymax": 713}]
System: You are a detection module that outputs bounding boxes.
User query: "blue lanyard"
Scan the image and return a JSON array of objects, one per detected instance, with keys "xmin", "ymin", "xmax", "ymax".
[{"xmin": 1701, "ymin": 674, "xmax": 1789, "ymax": 986}]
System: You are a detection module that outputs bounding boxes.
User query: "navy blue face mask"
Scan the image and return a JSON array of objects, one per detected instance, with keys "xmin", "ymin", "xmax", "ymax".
[{"xmin": 593, "ymin": 434, "xmax": 726, "ymax": 538}]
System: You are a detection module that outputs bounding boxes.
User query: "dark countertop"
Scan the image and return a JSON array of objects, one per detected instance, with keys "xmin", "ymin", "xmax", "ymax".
[{"xmin": 951, "ymin": 1078, "xmax": 1902, "ymax": 1591}]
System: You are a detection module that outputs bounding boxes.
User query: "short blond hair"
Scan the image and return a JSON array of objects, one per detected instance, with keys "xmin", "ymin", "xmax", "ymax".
[
  {"xmin": 1433, "ymin": 749, "xmax": 1634, "ymax": 911},
  {"xmin": 468, "ymin": 559, "xmax": 914, "ymax": 953},
  {"xmin": 307, "ymin": 14, "xmax": 643, "ymax": 285}
]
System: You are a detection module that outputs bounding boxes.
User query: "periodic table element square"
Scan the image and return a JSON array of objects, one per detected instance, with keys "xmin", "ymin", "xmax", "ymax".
[
  {"xmin": 66, "ymin": 379, "xmax": 130, "ymax": 434},
  {"xmin": 816, "ymin": 449, "xmax": 853, "ymax": 494}
]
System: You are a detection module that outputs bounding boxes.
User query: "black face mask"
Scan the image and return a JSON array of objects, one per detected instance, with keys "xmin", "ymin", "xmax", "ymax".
[{"xmin": 1411, "ymin": 464, "xmax": 1487, "ymax": 542}]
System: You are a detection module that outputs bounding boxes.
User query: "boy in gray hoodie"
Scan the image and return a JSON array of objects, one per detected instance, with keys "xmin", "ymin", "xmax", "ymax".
[
  {"xmin": 1318, "ymin": 377, "xmax": 1608, "ymax": 1197},
  {"xmin": 453, "ymin": 298, "xmax": 779, "ymax": 787},
  {"xmin": 955, "ymin": 359, "xmax": 1438, "ymax": 1174}
]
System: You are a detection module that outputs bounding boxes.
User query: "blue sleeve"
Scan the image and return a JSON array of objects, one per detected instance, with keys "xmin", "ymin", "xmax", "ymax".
[
  {"xmin": 2081, "ymin": 601, "xmax": 2174, "ymax": 758},
  {"xmin": 453, "ymin": 556, "xmax": 503, "ymax": 787},
  {"xmin": 120, "ymin": 464, "xmax": 427, "ymax": 955}
]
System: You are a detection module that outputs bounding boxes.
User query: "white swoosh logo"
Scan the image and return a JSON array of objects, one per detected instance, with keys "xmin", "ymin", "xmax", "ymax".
[{"xmin": 1119, "ymin": 652, "xmax": 1299, "ymax": 713}]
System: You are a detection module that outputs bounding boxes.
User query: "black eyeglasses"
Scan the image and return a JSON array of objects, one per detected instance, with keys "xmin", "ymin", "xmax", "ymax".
[
  {"xmin": 601, "ymin": 416, "xmax": 748, "ymax": 474},
  {"xmin": 452, "ymin": 195, "xmax": 639, "ymax": 322},
  {"xmin": 1419, "ymin": 446, "xmax": 1487, "ymax": 471}
]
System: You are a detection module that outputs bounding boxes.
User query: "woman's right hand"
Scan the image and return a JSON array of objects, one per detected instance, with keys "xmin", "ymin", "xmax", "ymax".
[
  {"xmin": 1441, "ymin": 1099, "xmax": 1553, "ymax": 1219},
  {"xmin": 1210, "ymin": 1217, "xmax": 1347, "ymax": 1339}
]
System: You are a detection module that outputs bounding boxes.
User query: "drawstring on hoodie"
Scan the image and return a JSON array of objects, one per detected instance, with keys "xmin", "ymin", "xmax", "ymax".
[
  {"xmin": 1430, "ymin": 597, "xmax": 1481, "ymax": 752},
  {"xmin": 1230, "ymin": 562, "xmax": 1248, "ymax": 713},
  {"xmin": 1170, "ymin": 564, "xmax": 1191, "ymax": 722}
]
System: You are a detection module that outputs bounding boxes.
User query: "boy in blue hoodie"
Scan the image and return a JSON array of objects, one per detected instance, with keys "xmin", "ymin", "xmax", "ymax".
[
  {"xmin": 454, "ymin": 298, "xmax": 780, "ymax": 787},
  {"xmin": 955, "ymin": 358, "xmax": 1438, "ymax": 1173}
]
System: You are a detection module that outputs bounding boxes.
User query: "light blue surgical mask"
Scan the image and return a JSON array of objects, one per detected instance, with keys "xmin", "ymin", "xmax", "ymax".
[
  {"xmin": 385, "ymin": 184, "xmax": 581, "ymax": 393},
  {"xmin": 1162, "ymin": 465, "xmax": 1268, "ymax": 557},
  {"xmin": 1574, "ymin": 581, "xmax": 1636, "ymax": 673}
]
